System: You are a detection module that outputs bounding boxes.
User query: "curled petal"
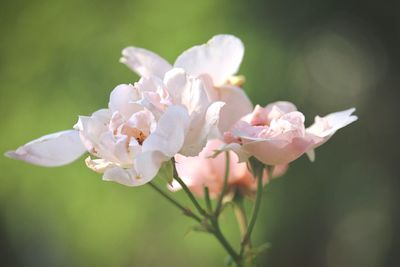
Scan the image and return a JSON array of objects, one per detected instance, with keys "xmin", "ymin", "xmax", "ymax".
[
  {"xmin": 174, "ymin": 34, "xmax": 244, "ymax": 86},
  {"xmin": 120, "ymin": 47, "xmax": 172, "ymax": 78},
  {"xmin": 305, "ymin": 108, "xmax": 358, "ymax": 160},
  {"xmin": 307, "ymin": 108, "xmax": 358, "ymax": 138},
  {"xmin": 5, "ymin": 130, "xmax": 86, "ymax": 167},
  {"xmin": 85, "ymin": 157, "xmax": 114, "ymax": 173}
]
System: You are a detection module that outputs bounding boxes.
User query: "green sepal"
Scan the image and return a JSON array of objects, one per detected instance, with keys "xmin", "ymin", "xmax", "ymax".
[{"xmin": 247, "ymin": 156, "xmax": 265, "ymax": 178}]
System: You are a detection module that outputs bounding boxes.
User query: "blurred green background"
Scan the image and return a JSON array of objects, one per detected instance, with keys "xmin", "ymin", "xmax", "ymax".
[{"xmin": 1, "ymin": 0, "xmax": 398, "ymax": 266}]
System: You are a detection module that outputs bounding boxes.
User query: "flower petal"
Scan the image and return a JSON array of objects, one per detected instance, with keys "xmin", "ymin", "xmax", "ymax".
[
  {"xmin": 142, "ymin": 105, "xmax": 190, "ymax": 157},
  {"xmin": 305, "ymin": 108, "xmax": 358, "ymax": 160},
  {"xmin": 5, "ymin": 130, "xmax": 86, "ymax": 167},
  {"xmin": 174, "ymin": 34, "xmax": 244, "ymax": 86},
  {"xmin": 103, "ymin": 166, "xmax": 142, "ymax": 187},
  {"xmin": 218, "ymin": 85, "xmax": 253, "ymax": 132},
  {"xmin": 102, "ymin": 151, "xmax": 167, "ymax": 186},
  {"xmin": 109, "ymin": 84, "xmax": 142, "ymax": 119},
  {"xmin": 307, "ymin": 108, "xmax": 358, "ymax": 138},
  {"xmin": 120, "ymin": 47, "xmax": 172, "ymax": 78},
  {"xmin": 242, "ymin": 137, "xmax": 313, "ymax": 165},
  {"xmin": 135, "ymin": 150, "xmax": 168, "ymax": 182},
  {"xmin": 180, "ymin": 101, "xmax": 225, "ymax": 156}
]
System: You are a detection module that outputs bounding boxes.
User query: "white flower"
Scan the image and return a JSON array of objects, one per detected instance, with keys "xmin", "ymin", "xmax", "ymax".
[
  {"xmin": 120, "ymin": 34, "xmax": 253, "ymax": 132},
  {"xmin": 6, "ymin": 69, "xmax": 224, "ymax": 187}
]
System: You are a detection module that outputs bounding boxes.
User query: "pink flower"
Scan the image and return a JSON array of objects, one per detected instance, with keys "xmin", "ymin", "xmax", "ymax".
[
  {"xmin": 120, "ymin": 34, "xmax": 253, "ymax": 132},
  {"xmin": 170, "ymin": 139, "xmax": 287, "ymax": 198},
  {"xmin": 224, "ymin": 101, "xmax": 358, "ymax": 165}
]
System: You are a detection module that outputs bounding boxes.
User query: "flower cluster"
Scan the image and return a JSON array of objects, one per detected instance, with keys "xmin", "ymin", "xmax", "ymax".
[{"xmin": 6, "ymin": 34, "xmax": 357, "ymax": 194}]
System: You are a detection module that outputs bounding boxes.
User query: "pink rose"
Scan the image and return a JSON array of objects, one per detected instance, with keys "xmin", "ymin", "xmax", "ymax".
[
  {"xmin": 170, "ymin": 139, "xmax": 287, "ymax": 198},
  {"xmin": 224, "ymin": 101, "xmax": 358, "ymax": 165}
]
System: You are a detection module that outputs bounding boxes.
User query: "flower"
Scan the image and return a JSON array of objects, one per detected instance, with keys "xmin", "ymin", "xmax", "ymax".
[
  {"xmin": 6, "ymin": 68, "xmax": 224, "ymax": 187},
  {"xmin": 170, "ymin": 139, "xmax": 287, "ymax": 198},
  {"xmin": 224, "ymin": 101, "xmax": 358, "ymax": 165},
  {"xmin": 120, "ymin": 34, "xmax": 253, "ymax": 132}
]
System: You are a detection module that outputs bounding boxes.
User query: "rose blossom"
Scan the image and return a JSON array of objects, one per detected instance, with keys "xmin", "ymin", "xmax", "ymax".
[
  {"xmin": 224, "ymin": 101, "xmax": 358, "ymax": 165},
  {"xmin": 6, "ymin": 68, "xmax": 224, "ymax": 186},
  {"xmin": 170, "ymin": 139, "xmax": 287, "ymax": 198},
  {"xmin": 120, "ymin": 34, "xmax": 253, "ymax": 132}
]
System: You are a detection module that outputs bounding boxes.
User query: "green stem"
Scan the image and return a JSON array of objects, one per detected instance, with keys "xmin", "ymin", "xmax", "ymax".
[
  {"xmin": 148, "ymin": 181, "xmax": 202, "ymax": 223},
  {"xmin": 204, "ymin": 186, "xmax": 213, "ymax": 213},
  {"xmin": 215, "ymin": 151, "xmax": 230, "ymax": 216},
  {"xmin": 210, "ymin": 217, "xmax": 242, "ymax": 266},
  {"xmin": 171, "ymin": 158, "xmax": 208, "ymax": 217},
  {"xmin": 240, "ymin": 165, "xmax": 272, "ymax": 259}
]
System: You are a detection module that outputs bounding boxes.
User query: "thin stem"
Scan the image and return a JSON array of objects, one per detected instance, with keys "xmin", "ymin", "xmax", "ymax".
[
  {"xmin": 171, "ymin": 158, "xmax": 208, "ymax": 217},
  {"xmin": 204, "ymin": 186, "xmax": 213, "ymax": 213},
  {"xmin": 148, "ymin": 181, "xmax": 202, "ymax": 223},
  {"xmin": 240, "ymin": 165, "xmax": 273, "ymax": 257},
  {"xmin": 215, "ymin": 151, "xmax": 230, "ymax": 216},
  {"xmin": 210, "ymin": 217, "xmax": 242, "ymax": 266},
  {"xmin": 170, "ymin": 157, "xmax": 243, "ymax": 266}
]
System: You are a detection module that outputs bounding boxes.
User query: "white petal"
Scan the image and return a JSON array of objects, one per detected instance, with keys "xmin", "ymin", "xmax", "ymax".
[
  {"xmin": 135, "ymin": 151, "xmax": 168, "ymax": 182},
  {"xmin": 102, "ymin": 151, "xmax": 168, "ymax": 186},
  {"xmin": 142, "ymin": 105, "xmax": 190, "ymax": 157},
  {"xmin": 164, "ymin": 69, "xmax": 213, "ymax": 118},
  {"xmin": 120, "ymin": 47, "xmax": 172, "ymax": 78},
  {"xmin": 74, "ymin": 109, "xmax": 112, "ymax": 155},
  {"xmin": 163, "ymin": 68, "xmax": 191, "ymax": 104},
  {"xmin": 218, "ymin": 85, "xmax": 253, "ymax": 132},
  {"xmin": 103, "ymin": 166, "xmax": 144, "ymax": 187},
  {"xmin": 5, "ymin": 130, "xmax": 86, "ymax": 167},
  {"xmin": 307, "ymin": 108, "xmax": 358, "ymax": 138},
  {"xmin": 180, "ymin": 101, "xmax": 225, "ymax": 156},
  {"xmin": 109, "ymin": 84, "xmax": 142, "ymax": 118},
  {"xmin": 174, "ymin": 34, "xmax": 244, "ymax": 86}
]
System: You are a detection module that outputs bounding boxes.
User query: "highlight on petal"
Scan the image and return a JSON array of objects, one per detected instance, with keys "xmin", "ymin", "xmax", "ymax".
[
  {"xmin": 120, "ymin": 47, "xmax": 172, "ymax": 78},
  {"xmin": 174, "ymin": 34, "xmax": 244, "ymax": 86},
  {"xmin": 5, "ymin": 130, "xmax": 86, "ymax": 167}
]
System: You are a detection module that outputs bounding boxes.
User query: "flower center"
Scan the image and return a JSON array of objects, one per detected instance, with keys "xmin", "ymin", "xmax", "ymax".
[{"xmin": 121, "ymin": 125, "xmax": 147, "ymax": 145}]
